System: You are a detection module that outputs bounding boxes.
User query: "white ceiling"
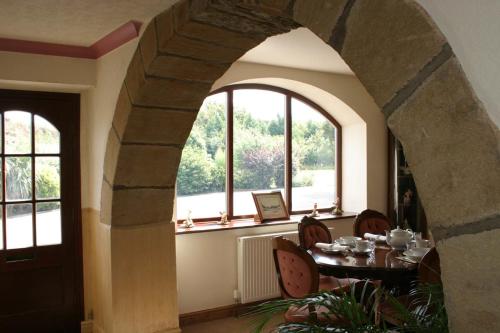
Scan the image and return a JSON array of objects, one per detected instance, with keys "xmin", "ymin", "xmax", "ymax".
[
  {"xmin": 0, "ymin": 0, "xmax": 176, "ymax": 46},
  {"xmin": 239, "ymin": 28, "xmax": 353, "ymax": 75}
]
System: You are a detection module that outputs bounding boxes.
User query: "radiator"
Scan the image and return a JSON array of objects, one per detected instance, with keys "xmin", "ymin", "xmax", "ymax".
[{"xmin": 237, "ymin": 231, "xmax": 299, "ymax": 304}]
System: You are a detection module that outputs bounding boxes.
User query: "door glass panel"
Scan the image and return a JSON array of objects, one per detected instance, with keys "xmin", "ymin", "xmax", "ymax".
[
  {"xmin": 35, "ymin": 115, "xmax": 60, "ymax": 154},
  {"xmin": 291, "ymin": 98, "xmax": 337, "ymax": 211},
  {"xmin": 5, "ymin": 111, "xmax": 31, "ymax": 154},
  {"xmin": 6, "ymin": 157, "xmax": 32, "ymax": 201},
  {"xmin": 35, "ymin": 157, "xmax": 60, "ymax": 200},
  {"xmin": 233, "ymin": 89, "xmax": 285, "ymax": 216},
  {"xmin": 36, "ymin": 202, "xmax": 61, "ymax": 246},
  {"xmin": 6, "ymin": 203, "xmax": 33, "ymax": 249},
  {"xmin": 176, "ymin": 92, "xmax": 227, "ymax": 220}
]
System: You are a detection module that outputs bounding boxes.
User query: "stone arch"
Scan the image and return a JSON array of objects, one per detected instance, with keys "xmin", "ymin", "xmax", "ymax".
[{"xmin": 101, "ymin": 1, "xmax": 500, "ymax": 332}]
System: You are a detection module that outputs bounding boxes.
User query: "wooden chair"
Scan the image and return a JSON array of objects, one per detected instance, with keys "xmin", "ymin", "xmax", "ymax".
[
  {"xmin": 298, "ymin": 215, "xmax": 332, "ymax": 250},
  {"xmin": 379, "ymin": 247, "xmax": 442, "ymax": 325},
  {"xmin": 353, "ymin": 209, "xmax": 392, "ymax": 238},
  {"xmin": 272, "ymin": 236, "xmax": 357, "ymax": 323}
]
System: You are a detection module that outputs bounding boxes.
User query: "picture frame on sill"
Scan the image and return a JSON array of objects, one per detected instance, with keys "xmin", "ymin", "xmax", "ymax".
[{"xmin": 252, "ymin": 191, "xmax": 289, "ymax": 222}]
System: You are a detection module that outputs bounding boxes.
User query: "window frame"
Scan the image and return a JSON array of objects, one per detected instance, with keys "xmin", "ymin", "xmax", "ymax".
[{"xmin": 177, "ymin": 83, "xmax": 342, "ymax": 223}]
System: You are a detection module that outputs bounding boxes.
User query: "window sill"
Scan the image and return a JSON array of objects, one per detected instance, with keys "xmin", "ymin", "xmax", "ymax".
[{"xmin": 175, "ymin": 212, "xmax": 357, "ymax": 235}]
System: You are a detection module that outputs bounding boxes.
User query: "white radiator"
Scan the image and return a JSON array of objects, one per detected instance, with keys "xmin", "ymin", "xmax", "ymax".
[{"xmin": 237, "ymin": 231, "xmax": 299, "ymax": 304}]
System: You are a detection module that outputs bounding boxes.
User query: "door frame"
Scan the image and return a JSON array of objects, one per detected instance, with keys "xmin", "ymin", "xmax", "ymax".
[{"xmin": 0, "ymin": 88, "xmax": 83, "ymax": 328}]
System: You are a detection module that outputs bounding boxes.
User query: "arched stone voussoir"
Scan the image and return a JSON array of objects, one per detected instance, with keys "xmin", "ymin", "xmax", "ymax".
[
  {"xmin": 338, "ymin": 0, "xmax": 447, "ymax": 109},
  {"xmin": 125, "ymin": 47, "xmax": 212, "ymax": 110},
  {"xmin": 437, "ymin": 229, "xmax": 500, "ymax": 332},
  {"xmin": 114, "ymin": 145, "xmax": 182, "ymax": 188},
  {"xmin": 123, "ymin": 106, "xmax": 197, "ymax": 145},
  {"xmin": 387, "ymin": 57, "xmax": 500, "ymax": 235},
  {"xmin": 292, "ymin": 0, "xmax": 346, "ymax": 43},
  {"xmin": 111, "ymin": 187, "xmax": 175, "ymax": 227}
]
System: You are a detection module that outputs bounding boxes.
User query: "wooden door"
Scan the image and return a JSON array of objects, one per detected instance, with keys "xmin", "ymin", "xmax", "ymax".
[{"xmin": 0, "ymin": 90, "xmax": 82, "ymax": 333}]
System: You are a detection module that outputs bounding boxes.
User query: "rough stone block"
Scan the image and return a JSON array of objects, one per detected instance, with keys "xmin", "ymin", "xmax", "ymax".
[
  {"xmin": 103, "ymin": 129, "xmax": 121, "ymax": 185},
  {"xmin": 114, "ymin": 145, "xmax": 181, "ymax": 187},
  {"xmin": 112, "ymin": 188, "xmax": 174, "ymax": 226},
  {"xmin": 133, "ymin": 77, "xmax": 211, "ymax": 109},
  {"xmin": 147, "ymin": 55, "xmax": 230, "ymax": 82},
  {"xmin": 123, "ymin": 107, "xmax": 197, "ymax": 145},
  {"xmin": 124, "ymin": 49, "xmax": 146, "ymax": 105},
  {"xmin": 159, "ymin": 33, "xmax": 248, "ymax": 64},
  {"xmin": 173, "ymin": 1, "xmax": 263, "ymax": 50},
  {"xmin": 139, "ymin": 20, "xmax": 158, "ymax": 71},
  {"xmin": 388, "ymin": 58, "xmax": 500, "ymax": 229},
  {"xmin": 341, "ymin": 0, "xmax": 446, "ymax": 107},
  {"xmin": 112, "ymin": 84, "xmax": 132, "ymax": 139},
  {"xmin": 437, "ymin": 229, "xmax": 500, "ymax": 333},
  {"xmin": 155, "ymin": 7, "xmax": 175, "ymax": 48},
  {"xmin": 293, "ymin": 0, "xmax": 346, "ymax": 42}
]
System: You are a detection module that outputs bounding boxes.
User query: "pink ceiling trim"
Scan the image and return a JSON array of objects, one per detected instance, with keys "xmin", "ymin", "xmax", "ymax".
[{"xmin": 0, "ymin": 20, "xmax": 142, "ymax": 59}]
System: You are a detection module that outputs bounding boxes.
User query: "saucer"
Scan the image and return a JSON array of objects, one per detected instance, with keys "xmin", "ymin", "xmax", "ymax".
[
  {"xmin": 337, "ymin": 236, "xmax": 362, "ymax": 246},
  {"xmin": 321, "ymin": 248, "xmax": 343, "ymax": 254},
  {"xmin": 351, "ymin": 248, "xmax": 372, "ymax": 256}
]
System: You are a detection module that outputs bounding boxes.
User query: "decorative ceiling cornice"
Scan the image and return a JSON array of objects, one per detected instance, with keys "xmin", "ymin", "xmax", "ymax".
[{"xmin": 0, "ymin": 20, "xmax": 142, "ymax": 59}]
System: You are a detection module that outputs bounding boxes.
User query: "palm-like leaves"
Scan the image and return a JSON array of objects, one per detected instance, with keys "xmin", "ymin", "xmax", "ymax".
[{"xmin": 248, "ymin": 282, "xmax": 447, "ymax": 333}]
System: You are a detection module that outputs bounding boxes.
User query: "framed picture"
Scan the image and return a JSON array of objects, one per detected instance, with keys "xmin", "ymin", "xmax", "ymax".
[{"xmin": 252, "ymin": 191, "xmax": 289, "ymax": 222}]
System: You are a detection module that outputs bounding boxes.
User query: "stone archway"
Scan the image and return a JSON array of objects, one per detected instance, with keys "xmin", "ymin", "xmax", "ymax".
[{"xmin": 101, "ymin": 1, "xmax": 500, "ymax": 332}]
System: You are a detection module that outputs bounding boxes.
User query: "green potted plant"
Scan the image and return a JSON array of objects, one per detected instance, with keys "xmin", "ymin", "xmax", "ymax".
[{"xmin": 247, "ymin": 281, "xmax": 447, "ymax": 333}]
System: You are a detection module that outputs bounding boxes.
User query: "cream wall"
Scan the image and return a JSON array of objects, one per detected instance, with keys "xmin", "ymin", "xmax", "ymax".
[{"xmin": 176, "ymin": 218, "xmax": 354, "ymax": 314}]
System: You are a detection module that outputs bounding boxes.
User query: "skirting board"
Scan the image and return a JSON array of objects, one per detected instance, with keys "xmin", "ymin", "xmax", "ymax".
[
  {"xmin": 179, "ymin": 299, "xmax": 278, "ymax": 327},
  {"xmin": 82, "ymin": 321, "xmax": 181, "ymax": 333}
]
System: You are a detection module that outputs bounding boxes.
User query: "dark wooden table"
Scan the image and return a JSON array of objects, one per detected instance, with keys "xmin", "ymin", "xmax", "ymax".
[{"xmin": 310, "ymin": 245, "xmax": 418, "ymax": 291}]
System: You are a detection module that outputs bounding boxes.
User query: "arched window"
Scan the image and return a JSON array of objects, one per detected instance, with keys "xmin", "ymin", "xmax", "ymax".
[{"xmin": 176, "ymin": 84, "xmax": 341, "ymax": 221}]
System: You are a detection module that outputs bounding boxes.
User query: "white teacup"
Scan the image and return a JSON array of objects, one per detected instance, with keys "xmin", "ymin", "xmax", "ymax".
[
  {"xmin": 355, "ymin": 239, "xmax": 370, "ymax": 251},
  {"xmin": 416, "ymin": 239, "xmax": 431, "ymax": 248}
]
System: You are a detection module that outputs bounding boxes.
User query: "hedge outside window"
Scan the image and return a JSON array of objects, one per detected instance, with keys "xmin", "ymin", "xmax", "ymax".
[{"xmin": 176, "ymin": 84, "xmax": 341, "ymax": 222}]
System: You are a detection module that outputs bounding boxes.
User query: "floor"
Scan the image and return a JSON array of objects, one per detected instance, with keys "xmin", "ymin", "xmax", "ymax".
[{"xmin": 181, "ymin": 315, "xmax": 282, "ymax": 333}]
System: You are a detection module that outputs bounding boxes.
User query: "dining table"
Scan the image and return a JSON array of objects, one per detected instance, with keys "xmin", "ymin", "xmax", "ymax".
[{"xmin": 310, "ymin": 244, "xmax": 418, "ymax": 292}]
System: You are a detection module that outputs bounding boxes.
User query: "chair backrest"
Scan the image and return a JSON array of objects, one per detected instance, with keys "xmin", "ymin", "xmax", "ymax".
[
  {"xmin": 418, "ymin": 247, "xmax": 441, "ymax": 284},
  {"xmin": 298, "ymin": 216, "xmax": 332, "ymax": 250},
  {"xmin": 272, "ymin": 236, "xmax": 319, "ymax": 299},
  {"xmin": 354, "ymin": 209, "xmax": 392, "ymax": 238}
]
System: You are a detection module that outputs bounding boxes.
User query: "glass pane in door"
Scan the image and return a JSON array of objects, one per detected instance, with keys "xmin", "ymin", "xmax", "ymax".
[
  {"xmin": 6, "ymin": 157, "xmax": 32, "ymax": 201},
  {"xmin": 35, "ymin": 115, "xmax": 60, "ymax": 154},
  {"xmin": 35, "ymin": 157, "xmax": 60, "ymax": 200},
  {"xmin": 6, "ymin": 203, "xmax": 33, "ymax": 249},
  {"xmin": 5, "ymin": 111, "xmax": 31, "ymax": 154},
  {"xmin": 36, "ymin": 202, "xmax": 61, "ymax": 246}
]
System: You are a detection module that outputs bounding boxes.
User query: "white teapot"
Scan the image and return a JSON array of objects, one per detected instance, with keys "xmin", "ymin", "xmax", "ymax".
[{"xmin": 385, "ymin": 227, "xmax": 413, "ymax": 250}]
